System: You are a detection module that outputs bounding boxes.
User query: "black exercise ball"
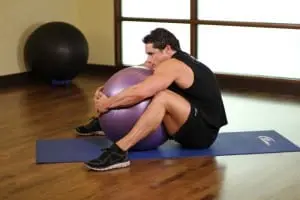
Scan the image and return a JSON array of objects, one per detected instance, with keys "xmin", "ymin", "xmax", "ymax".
[{"xmin": 24, "ymin": 21, "xmax": 89, "ymax": 85}]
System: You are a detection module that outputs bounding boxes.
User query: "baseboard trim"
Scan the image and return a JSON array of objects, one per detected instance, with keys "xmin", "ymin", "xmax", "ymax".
[
  {"xmin": 84, "ymin": 64, "xmax": 123, "ymax": 74},
  {"xmin": 0, "ymin": 65, "xmax": 121, "ymax": 89},
  {"xmin": 1, "ymin": 64, "xmax": 299, "ymax": 97},
  {"xmin": 0, "ymin": 72, "xmax": 32, "ymax": 89},
  {"xmin": 216, "ymin": 73, "xmax": 300, "ymax": 96}
]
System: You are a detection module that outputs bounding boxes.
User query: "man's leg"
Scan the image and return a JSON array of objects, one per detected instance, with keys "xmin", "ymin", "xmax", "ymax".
[
  {"xmin": 116, "ymin": 90, "xmax": 190, "ymax": 150},
  {"xmin": 84, "ymin": 90, "xmax": 191, "ymax": 171}
]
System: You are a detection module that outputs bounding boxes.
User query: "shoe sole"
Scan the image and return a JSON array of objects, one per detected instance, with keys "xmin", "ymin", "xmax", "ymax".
[
  {"xmin": 85, "ymin": 161, "xmax": 131, "ymax": 171},
  {"xmin": 76, "ymin": 131, "xmax": 105, "ymax": 136}
]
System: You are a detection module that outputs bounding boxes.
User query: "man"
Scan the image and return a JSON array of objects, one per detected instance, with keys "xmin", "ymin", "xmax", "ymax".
[{"xmin": 83, "ymin": 28, "xmax": 228, "ymax": 171}]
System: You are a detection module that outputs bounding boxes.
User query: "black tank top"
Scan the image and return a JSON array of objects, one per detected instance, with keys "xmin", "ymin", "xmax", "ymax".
[{"xmin": 168, "ymin": 50, "xmax": 228, "ymax": 129}]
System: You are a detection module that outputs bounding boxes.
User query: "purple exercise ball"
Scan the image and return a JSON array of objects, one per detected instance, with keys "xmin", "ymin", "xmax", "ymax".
[{"xmin": 98, "ymin": 66, "xmax": 168, "ymax": 151}]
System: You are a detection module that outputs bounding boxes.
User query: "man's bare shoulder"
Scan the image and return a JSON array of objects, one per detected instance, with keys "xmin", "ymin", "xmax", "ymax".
[{"xmin": 154, "ymin": 58, "xmax": 185, "ymax": 73}]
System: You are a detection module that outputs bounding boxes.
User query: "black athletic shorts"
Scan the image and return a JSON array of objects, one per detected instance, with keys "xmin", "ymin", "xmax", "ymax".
[{"xmin": 171, "ymin": 102, "xmax": 219, "ymax": 149}]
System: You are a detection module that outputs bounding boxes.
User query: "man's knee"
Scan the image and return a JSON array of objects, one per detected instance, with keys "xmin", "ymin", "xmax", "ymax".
[
  {"xmin": 152, "ymin": 89, "xmax": 176, "ymax": 101},
  {"xmin": 151, "ymin": 90, "xmax": 172, "ymax": 104}
]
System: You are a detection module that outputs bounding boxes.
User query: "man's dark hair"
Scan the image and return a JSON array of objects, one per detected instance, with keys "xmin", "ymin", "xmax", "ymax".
[{"xmin": 143, "ymin": 28, "xmax": 181, "ymax": 51}]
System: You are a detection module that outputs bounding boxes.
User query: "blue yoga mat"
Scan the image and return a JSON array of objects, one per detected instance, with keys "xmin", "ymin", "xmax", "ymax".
[{"xmin": 36, "ymin": 130, "xmax": 300, "ymax": 164}]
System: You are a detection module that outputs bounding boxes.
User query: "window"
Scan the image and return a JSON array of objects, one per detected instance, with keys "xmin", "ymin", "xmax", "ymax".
[
  {"xmin": 198, "ymin": 0, "xmax": 300, "ymax": 24},
  {"xmin": 197, "ymin": 25, "xmax": 300, "ymax": 79},
  {"xmin": 116, "ymin": 0, "xmax": 300, "ymax": 79},
  {"xmin": 122, "ymin": 21, "xmax": 190, "ymax": 65},
  {"xmin": 121, "ymin": 0, "xmax": 190, "ymax": 19}
]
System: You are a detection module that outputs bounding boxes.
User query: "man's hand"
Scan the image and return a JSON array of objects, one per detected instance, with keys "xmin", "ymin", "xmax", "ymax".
[
  {"xmin": 94, "ymin": 86, "xmax": 104, "ymax": 99},
  {"xmin": 93, "ymin": 86, "xmax": 110, "ymax": 115}
]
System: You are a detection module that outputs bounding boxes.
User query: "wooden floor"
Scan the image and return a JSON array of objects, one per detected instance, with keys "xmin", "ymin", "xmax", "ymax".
[{"xmin": 1, "ymin": 73, "xmax": 300, "ymax": 200}]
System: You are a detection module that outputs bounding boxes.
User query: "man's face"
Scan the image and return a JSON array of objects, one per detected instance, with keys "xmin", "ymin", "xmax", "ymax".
[{"xmin": 145, "ymin": 43, "xmax": 172, "ymax": 68}]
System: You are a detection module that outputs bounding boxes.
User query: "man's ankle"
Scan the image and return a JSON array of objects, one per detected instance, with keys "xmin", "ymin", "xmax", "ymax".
[{"xmin": 110, "ymin": 143, "xmax": 127, "ymax": 153}]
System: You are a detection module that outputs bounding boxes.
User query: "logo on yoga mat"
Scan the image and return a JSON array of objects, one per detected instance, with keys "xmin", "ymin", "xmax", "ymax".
[
  {"xmin": 194, "ymin": 107, "xmax": 198, "ymax": 117},
  {"xmin": 258, "ymin": 136, "xmax": 275, "ymax": 146}
]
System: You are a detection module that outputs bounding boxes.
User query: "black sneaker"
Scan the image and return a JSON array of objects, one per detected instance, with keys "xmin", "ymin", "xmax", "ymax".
[
  {"xmin": 75, "ymin": 117, "xmax": 104, "ymax": 136},
  {"xmin": 84, "ymin": 144, "xmax": 130, "ymax": 171}
]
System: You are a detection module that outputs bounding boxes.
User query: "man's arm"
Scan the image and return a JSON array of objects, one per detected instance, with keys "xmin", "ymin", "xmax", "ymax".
[{"xmin": 105, "ymin": 59, "xmax": 179, "ymax": 109}]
